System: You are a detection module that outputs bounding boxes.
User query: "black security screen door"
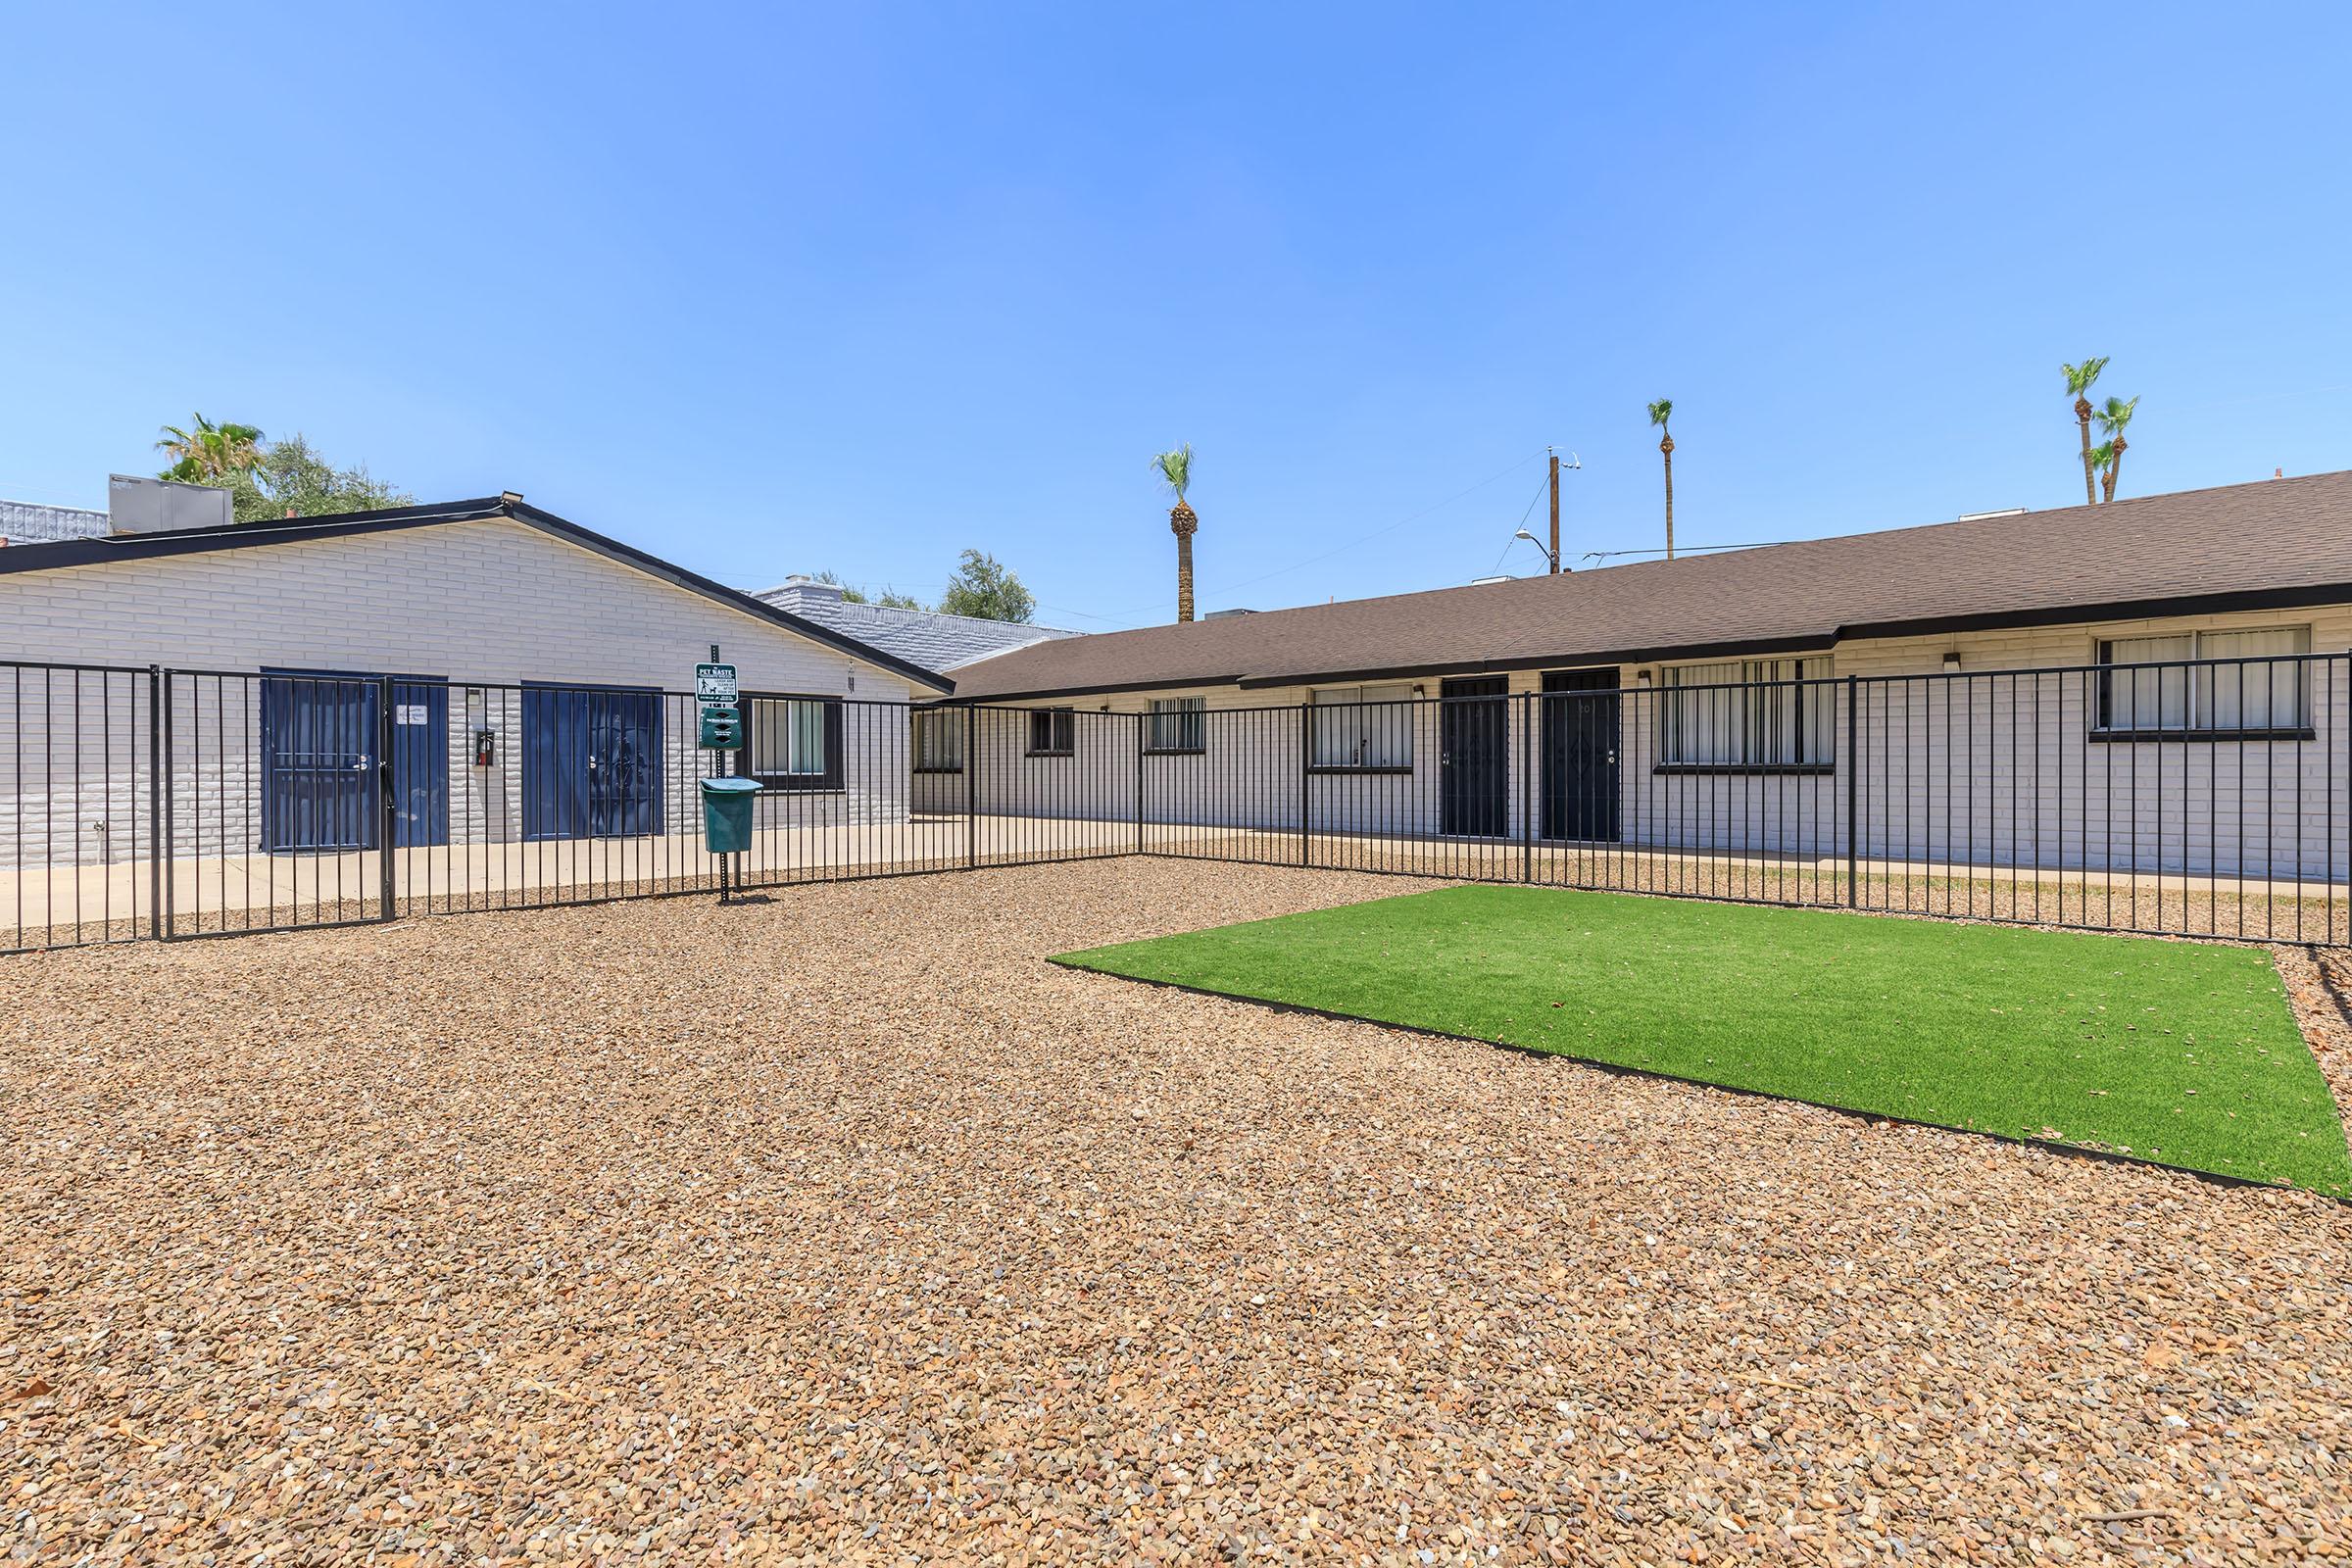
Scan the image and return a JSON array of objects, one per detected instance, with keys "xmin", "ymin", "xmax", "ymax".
[
  {"xmin": 1541, "ymin": 668, "xmax": 1621, "ymax": 842},
  {"xmin": 1439, "ymin": 675, "xmax": 1510, "ymax": 837}
]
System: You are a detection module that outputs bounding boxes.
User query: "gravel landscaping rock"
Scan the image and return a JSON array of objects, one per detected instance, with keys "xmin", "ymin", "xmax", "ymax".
[{"xmin": 3, "ymin": 860, "xmax": 2348, "ymax": 1564}]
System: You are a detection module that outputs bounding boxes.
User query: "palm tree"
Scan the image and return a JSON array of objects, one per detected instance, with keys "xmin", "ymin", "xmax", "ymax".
[
  {"xmin": 2092, "ymin": 394, "xmax": 2138, "ymax": 501},
  {"xmin": 156, "ymin": 415, "xmax": 265, "ymax": 484},
  {"xmin": 1152, "ymin": 444, "xmax": 1199, "ymax": 623},
  {"xmin": 2061, "ymin": 358, "xmax": 2109, "ymax": 505},
  {"xmin": 1646, "ymin": 400, "xmax": 1675, "ymax": 560}
]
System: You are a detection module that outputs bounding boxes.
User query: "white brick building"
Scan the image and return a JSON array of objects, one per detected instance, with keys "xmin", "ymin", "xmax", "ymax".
[
  {"xmin": 0, "ymin": 495, "xmax": 951, "ymax": 874},
  {"xmin": 941, "ymin": 471, "xmax": 2352, "ymax": 887}
]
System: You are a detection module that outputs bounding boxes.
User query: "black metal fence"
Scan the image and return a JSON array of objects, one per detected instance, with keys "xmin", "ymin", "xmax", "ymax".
[{"xmin": 6, "ymin": 655, "xmax": 2347, "ymax": 955}]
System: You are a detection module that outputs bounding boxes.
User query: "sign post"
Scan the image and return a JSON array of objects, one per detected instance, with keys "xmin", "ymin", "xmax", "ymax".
[
  {"xmin": 695, "ymin": 660, "xmax": 749, "ymax": 900},
  {"xmin": 695, "ymin": 660, "xmax": 739, "ymax": 709}
]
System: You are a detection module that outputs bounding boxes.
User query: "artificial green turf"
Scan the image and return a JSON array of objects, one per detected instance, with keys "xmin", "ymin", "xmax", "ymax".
[{"xmin": 1054, "ymin": 886, "xmax": 2352, "ymax": 1196}]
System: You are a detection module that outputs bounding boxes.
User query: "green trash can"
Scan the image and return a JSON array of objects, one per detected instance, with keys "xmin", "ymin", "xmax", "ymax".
[{"xmin": 700, "ymin": 775, "xmax": 762, "ymax": 855}]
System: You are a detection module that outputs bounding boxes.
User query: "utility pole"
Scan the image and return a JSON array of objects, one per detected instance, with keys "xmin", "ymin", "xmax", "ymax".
[{"xmin": 1547, "ymin": 449, "xmax": 1561, "ymax": 574}]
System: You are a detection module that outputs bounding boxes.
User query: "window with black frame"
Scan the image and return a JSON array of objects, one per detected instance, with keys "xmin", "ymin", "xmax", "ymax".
[
  {"xmin": 1657, "ymin": 658, "xmax": 1833, "ymax": 770},
  {"xmin": 1026, "ymin": 707, "xmax": 1075, "ymax": 757},
  {"xmin": 2095, "ymin": 627, "xmax": 2311, "ymax": 736},
  {"xmin": 1145, "ymin": 696, "xmax": 1205, "ymax": 754},
  {"xmin": 911, "ymin": 708, "xmax": 963, "ymax": 772},
  {"xmin": 1309, "ymin": 684, "xmax": 1413, "ymax": 770},
  {"xmin": 745, "ymin": 695, "xmax": 845, "ymax": 789}
]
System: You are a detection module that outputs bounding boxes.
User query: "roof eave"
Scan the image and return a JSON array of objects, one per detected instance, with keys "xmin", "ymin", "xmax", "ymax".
[
  {"xmin": 958, "ymin": 579, "xmax": 2352, "ymax": 702},
  {"xmin": 0, "ymin": 494, "xmax": 956, "ymax": 695},
  {"xmin": 503, "ymin": 502, "xmax": 954, "ymax": 693},
  {"xmin": 1833, "ymin": 582, "xmax": 2352, "ymax": 645},
  {"xmin": 944, "ymin": 673, "xmax": 1249, "ymax": 706},
  {"xmin": 0, "ymin": 499, "xmax": 513, "ymax": 575},
  {"xmin": 1229, "ymin": 634, "xmax": 1836, "ymax": 690}
]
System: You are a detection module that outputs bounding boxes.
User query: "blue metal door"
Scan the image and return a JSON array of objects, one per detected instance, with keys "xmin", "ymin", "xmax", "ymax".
[
  {"xmin": 261, "ymin": 673, "xmax": 450, "ymax": 851},
  {"xmin": 521, "ymin": 686, "xmax": 662, "ymax": 840},
  {"xmin": 388, "ymin": 682, "xmax": 450, "ymax": 847},
  {"xmin": 262, "ymin": 675, "xmax": 375, "ymax": 852}
]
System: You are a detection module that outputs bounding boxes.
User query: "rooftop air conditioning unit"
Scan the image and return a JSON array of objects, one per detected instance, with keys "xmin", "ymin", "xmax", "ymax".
[{"xmin": 107, "ymin": 474, "xmax": 232, "ymax": 535}]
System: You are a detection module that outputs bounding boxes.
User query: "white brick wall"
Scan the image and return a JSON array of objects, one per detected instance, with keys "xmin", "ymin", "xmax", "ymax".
[
  {"xmin": 922, "ymin": 603, "xmax": 2352, "ymax": 881},
  {"xmin": 0, "ymin": 518, "xmax": 922, "ymax": 864}
]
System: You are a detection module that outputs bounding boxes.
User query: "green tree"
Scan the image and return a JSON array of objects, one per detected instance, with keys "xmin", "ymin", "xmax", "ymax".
[
  {"xmin": 937, "ymin": 549, "xmax": 1035, "ymax": 623},
  {"xmin": 156, "ymin": 415, "xmax": 265, "ymax": 483},
  {"xmin": 190, "ymin": 434, "xmax": 416, "ymax": 523},
  {"xmin": 2092, "ymin": 394, "xmax": 2139, "ymax": 502},
  {"xmin": 812, "ymin": 568, "xmax": 870, "ymax": 604},
  {"xmin": 1151, "ymin": 443, "xmax": 1195, "ymax": 502},
  {"xmin": 1153, "ymin": 443, "xmax": 1199, "ymax": 622},
  {"xmin": 1646, "ymin": 400, "xmax": 1676, "ymax": 560},
  {"xmin": 242, "ymin": 436, "xmax": 414, "ymax": 521},
  {"xmin": 814, "ymin": 569, "xmax": 928, "ymax": 611},
  {"xmin": 2061, "ymin": 358, "xmax": 2109, "ymax": 505}
]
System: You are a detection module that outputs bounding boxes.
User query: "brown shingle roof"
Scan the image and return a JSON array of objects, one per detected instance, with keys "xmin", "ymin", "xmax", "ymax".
[{"xmin": 951, "ymin": 470, "xmax": 2352, "ymax": 700}]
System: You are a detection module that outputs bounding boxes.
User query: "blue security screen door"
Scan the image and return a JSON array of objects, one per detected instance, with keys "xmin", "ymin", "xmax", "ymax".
[
  {"xmin": 521, "ymin": 686, "xmax": 663, "ymax": 840},
  {"xmin": 261, "ymin": 675, "xmax": 374, "ymax": 852},
  {"xmin": 584, "ymin": 690, "xmax": 662, "ymax": 835},
  {"xmin": 260, "ymin": 673, "xmax": 449, "ymax": 852}
]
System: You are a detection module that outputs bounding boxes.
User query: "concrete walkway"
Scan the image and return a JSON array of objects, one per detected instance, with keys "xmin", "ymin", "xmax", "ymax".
[{"xmin": 7, "ymin": 815, "xmax": 2346, "ymax": 950}]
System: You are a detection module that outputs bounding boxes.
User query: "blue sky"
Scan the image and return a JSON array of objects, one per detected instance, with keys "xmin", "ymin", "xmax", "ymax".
[{"xmin": 6, "ymin": 3, "xmax": 2348, "ymax": 630}]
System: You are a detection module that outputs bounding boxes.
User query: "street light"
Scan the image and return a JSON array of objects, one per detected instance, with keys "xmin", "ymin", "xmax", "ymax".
[{"xmin": 1512, "ymin": 527, "xmax": 1559, "ymax": 572}]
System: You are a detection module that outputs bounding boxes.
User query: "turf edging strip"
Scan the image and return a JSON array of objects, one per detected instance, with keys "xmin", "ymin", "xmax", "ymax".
[{"xmin": 1054, "ymin": 885, "xmax": 2352, "ymax": 1197}]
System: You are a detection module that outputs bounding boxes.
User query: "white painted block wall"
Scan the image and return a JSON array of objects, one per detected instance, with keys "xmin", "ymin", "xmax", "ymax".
[
  {"xmin": 0, "ymin": 518, "xmax": 920, "ymax": 865},
  {"xmin": 921, "ymin": 604, "xmax": 2352, "ymax": 881}
]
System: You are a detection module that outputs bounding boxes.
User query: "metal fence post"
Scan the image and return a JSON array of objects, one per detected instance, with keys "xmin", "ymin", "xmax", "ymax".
[
  {"xmin": 1844, "ymin": 674, "xmax": 1859, "ymax": 906},
  {"xmin": 1298, "ymin": 702, "xmax": 1311, "ymax": 867},
  {"xmin": 1134, "ymin": 710, "xmax": 1146, "ymax": 857},
  {"xmin": 378, "ymin": 675, "xmax": 398, "ymax": 921},
  {"xmin": 147, "ymin": 664, "xmax": 166, "ymax": 941},
  {"xmin": 158, "ymin": 667, "xmax": 177, "ymax": 940},
  {"xmin": 1519, "ymin": 691, "xmax": 1533, "ymax": 883},
  {"xmin": 963, "ymin": 708, "xmax": 978, "ymax": 870}
]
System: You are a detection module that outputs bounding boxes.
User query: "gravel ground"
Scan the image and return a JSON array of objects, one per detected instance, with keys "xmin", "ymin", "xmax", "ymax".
[{"xmin": 3, "ymin": 860, "xmax": 2349, "ymax": 1566}]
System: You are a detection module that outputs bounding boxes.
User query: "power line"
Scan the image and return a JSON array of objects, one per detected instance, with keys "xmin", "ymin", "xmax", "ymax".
[
  {"xmin": 741, "ymin": 563, "xmax": 1142, "ymax": 627},
  {"xmin": 1579, "ymin": 541, "xmax": 1795, "ymax": 562},
  {"xmin": 756, "ymin": 445, "xmax": 1559, "ymax": 627},
  {"xmin": 1172, "ymin": 447, "xmax": 1550, "ymax": 608},
  {"xmin": 1029, "ymin": 601, "xmax": 1144, "ymax": 628}
]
